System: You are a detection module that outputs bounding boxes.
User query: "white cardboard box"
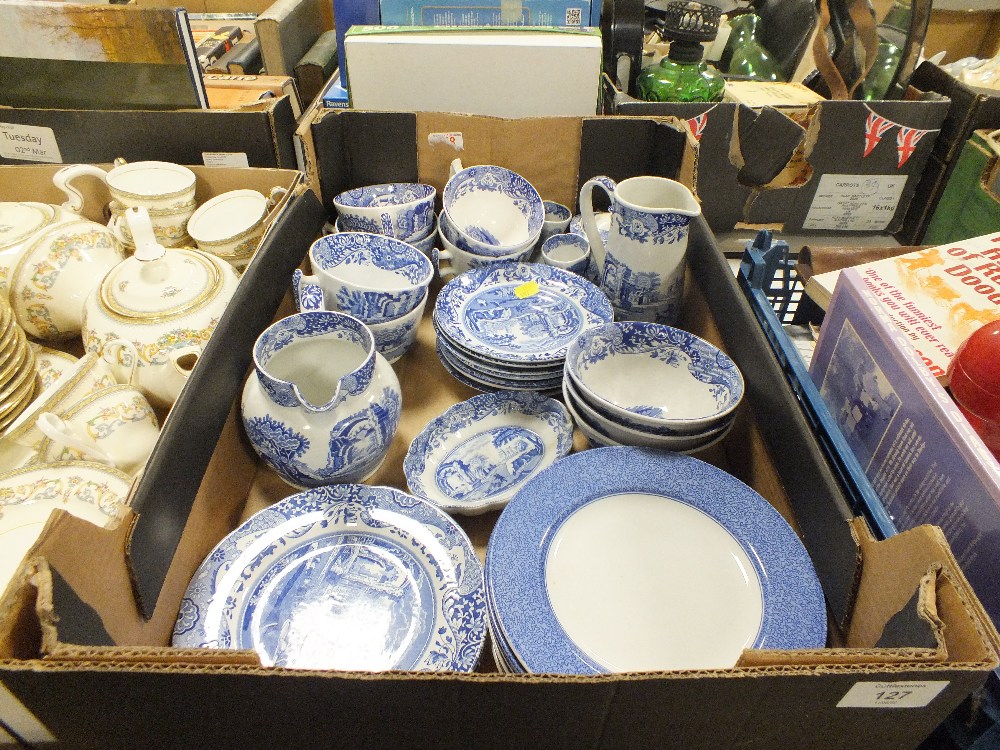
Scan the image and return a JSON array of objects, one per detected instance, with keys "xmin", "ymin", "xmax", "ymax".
[{"xmin": 343, "ymin": 26, "xmax": 603, "ymax": 117}]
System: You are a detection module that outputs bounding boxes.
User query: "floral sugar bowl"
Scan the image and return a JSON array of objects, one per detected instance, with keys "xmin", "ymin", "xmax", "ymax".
[{"xmin": 81, "ymin": 207, "xmax": 240, "ymax": 408}]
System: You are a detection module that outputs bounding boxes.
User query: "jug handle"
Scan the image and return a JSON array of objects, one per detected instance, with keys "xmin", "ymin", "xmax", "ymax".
[
  {"xmin": 53, "ymin": 164, "xmax": 110, "ymax": 213},
  {"xmin": 292, "ymin": 269, "xmax": 325, "ymax": 311},
  {"xmin": 579, "ymin": 176, "xmax": 616, "ymax": 266},
  {"xmin": 36, "ymin": 412, "xmax": 117, "ymax": 467}
]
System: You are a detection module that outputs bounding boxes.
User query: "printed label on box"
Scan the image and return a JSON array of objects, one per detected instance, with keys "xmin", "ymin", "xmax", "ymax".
[
  {"xmin": 202, "ymin": 152, "xmax": 250, "ymax": 168},
  {"xmin": 803, "ymin": 174, "xmax": 907, "ymax": 231},
  {"xmin": 838, "ymin": 680, "xmax": 949, "ymax": 708},
  {"xmin": 0, "ymin": 123, "xmax": 62, "ymax": 163},
  {"xmin": 428, "ymin": 132, "xmax": 464, "ymax": 150}
]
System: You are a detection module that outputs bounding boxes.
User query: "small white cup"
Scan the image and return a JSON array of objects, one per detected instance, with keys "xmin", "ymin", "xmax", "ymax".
[
  {"xmin": 187, "ymin": 188, "xmax": 285, "ymax": 270},
  {"xmin": 541, "ymin": 233, "xmax": 591, "ymax": 276}
]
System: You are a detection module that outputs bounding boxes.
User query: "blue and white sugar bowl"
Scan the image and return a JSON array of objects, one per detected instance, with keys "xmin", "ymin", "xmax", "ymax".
[{"xmin": 241, "ymin": 310, "xmax": 402, "ymax": 488}]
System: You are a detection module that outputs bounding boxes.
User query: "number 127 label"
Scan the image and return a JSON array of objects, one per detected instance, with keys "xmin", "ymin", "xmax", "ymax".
[{"xmin": 838, "ymin": 681, "xmax": 949, "ymax": 708}]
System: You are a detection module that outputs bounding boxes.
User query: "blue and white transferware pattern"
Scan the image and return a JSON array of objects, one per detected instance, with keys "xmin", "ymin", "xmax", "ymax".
[
  {"xmin": 308, "ymin": 232, "xmax": 433, "ymax": 322},
  {"xmin": 333, "ymin": 183, "xmax": 436, "ymax": 243},
  {"xmin": 404, "ymin": 391, "xmax": 573, "ymax": 515},
  {"xmin": 172, "ymin": 484, "xmax": 487, "ymax": 672},
  {"xmin": 485, "ymin": 447, "xmax": 827, "ymax": 674},
  {"xmin": 565, "ymin": 321, "xmax": 744, "ymax": 429},
  {"xmin": 443, "ymin": 164, "xmax": 544, "ymax": 252},
  {"xmin": 433, "ymin": 262, "xmax": 613, "ymax": 364},
  {"xmin": 241, "ymin": 311, "xmax": 402, "ymax": 488}
]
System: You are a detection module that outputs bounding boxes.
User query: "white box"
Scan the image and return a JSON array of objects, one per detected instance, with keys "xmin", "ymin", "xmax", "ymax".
[{"xmin": 344, "ymin": 26, "xmax": 603, "ymax": 118}]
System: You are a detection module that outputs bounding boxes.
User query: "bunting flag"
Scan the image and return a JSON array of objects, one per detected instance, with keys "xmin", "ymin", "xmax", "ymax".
[
  {"xmin": 686, "ymin": 112, "xmax": 709, "ymax": 141},
  {"xmin": 896, "ymin": 126, "xmax": 931, "ymax": 168},
  {"xmin": 862, "ymin": 110, "xmax": 895, "ymax": 158}
]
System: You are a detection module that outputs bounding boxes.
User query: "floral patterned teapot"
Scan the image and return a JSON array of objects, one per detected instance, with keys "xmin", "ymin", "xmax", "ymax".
[{"xmin": 80, "ymin": 206, "xmax": 241, "ymax": 408}]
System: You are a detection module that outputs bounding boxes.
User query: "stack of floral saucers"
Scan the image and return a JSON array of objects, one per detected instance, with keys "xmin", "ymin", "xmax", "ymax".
[
  {"xmin": 562, "ymin": 321, "xmax": 744, "ymax": 452},
  {"xmin": 432, "ymin": 262, "xmax": 613, "ymax": 395},
  {"xmin": 0, "ymin": 298, "xmax": 38, "ymax": 432}
]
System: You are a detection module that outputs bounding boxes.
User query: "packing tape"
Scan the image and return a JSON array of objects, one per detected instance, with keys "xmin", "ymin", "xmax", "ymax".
[{"xmin": 0, "ymin": 681, "xmax": 56, "ymax": 745}]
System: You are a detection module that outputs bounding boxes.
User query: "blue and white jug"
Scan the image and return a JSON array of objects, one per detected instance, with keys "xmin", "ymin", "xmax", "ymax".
[
  {"xmin": 580, "ymin": 175, "xmax": 701, "ymax": 326},
  {"xmin": 241, "ymin": 310, "xmax": 402, "ymax": 488}
]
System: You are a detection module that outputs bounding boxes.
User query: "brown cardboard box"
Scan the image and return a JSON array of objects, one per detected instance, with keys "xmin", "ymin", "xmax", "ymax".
[
  {"xmin": 0, "ymin": 113, "xmax": 996, "ymax": 750},
  {"xmin": 603, "ymin": 75, "xmax": 949, "ymax": 236}
]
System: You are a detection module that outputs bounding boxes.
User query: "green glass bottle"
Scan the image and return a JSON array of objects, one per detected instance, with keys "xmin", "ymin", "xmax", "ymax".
[
  {"xmin": 723, "ymin": 13, "xmax": 784, "ymax": 82},
  {"xmin": 636, "ymin": 1, "xmax": 725, "ymax": 103}
]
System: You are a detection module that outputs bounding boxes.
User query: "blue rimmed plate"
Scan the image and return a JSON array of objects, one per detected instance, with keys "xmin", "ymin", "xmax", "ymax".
[
  {"xmin": 433, "ymin": 262, "xmax": 612, "ymax": 364},
  {"xmin": 404, "ymin": 391, "xmax": 573, "ymax": 516},
  {"xmin": 486, "ymin": 447, "xmax": 827, "ymax": 674},
  {"xmin": 173, "ymin": 484, "xmax": 487, "ymax": 672},
  {"xmin": 435, "ymin": 339, "xmax": 564, "ymax": 394}
]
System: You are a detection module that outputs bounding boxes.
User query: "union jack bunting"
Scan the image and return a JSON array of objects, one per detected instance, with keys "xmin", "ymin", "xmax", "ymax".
[
  {"xmin": 686, "ymin": 112, "xmax": 709, "ymax": 141},
  {"xmin": 895, "ymin": 126, "xmax": 930, "ymax": 168},
  {"xmin": 862, "ymin": 110, "xmax": 895, "ymax": 158}
]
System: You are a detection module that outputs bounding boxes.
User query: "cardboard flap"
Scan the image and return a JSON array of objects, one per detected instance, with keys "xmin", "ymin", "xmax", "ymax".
[{"xmin": 734, "ymin": 105, "xmax": 806, "ymax": 187}]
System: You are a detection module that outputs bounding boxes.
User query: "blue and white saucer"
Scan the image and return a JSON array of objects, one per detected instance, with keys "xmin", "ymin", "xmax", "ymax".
[
  {"xmin": 404, "ymin": 391, "xmax": 573, "ymax": 516},
  {"xmin": 172, "ymin": 484, "xmax": 487, "ymax": 672},
  {"xmin": 486, "ymin": 447, "xmax": 827, "ymax": 674},
  {"xmin": 436, "ymin": 340, "xmax": 564, "ymax": 394},
  {"xmin": 433, "ymin": 262, "xmax": 612, "ymax": 365}
]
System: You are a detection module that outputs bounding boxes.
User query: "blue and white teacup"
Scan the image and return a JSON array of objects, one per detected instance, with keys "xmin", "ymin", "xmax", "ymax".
[
  {"xmin": 299, "ymin": 232, "xmax": 433, "ymax": 323},
  {"xmin": 540, "ymin": 200, "xmax": 572, "ymax": 244},
  {"xmin": 333, "ymin": 183, "xmax": 436, "ymax": 243},
  {"xmin": 436, "ymin": 211, "xmax": 532, "ymax": 278},
  {"xmin": 540, "ymin": 233, "xmax": 590, "ymax": 276},
  {"xmin": 443, "ymin": 159, "xmax": 543, "ymax": 257},
  {"xmin": 333, "ymin": 214, "xmax": 437, "ymax": 258}
]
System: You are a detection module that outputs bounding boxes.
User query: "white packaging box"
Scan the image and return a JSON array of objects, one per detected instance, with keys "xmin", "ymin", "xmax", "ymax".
[{"xmin": 344, "ymin": 26, "xmax": 603, "ymax": 118}]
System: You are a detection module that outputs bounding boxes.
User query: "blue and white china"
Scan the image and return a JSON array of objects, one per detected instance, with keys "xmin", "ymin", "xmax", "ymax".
[
  {"xmin": 332, "ymin": 213, "xmax": 438, "ymax": 257},
  {"xmin": 365, "ymin": 292, "xmax": 427, "ymax": 364},
  {"xmin": 436, "ymin": 211, "xmax": 533, "ymax": 278},
  {"xmin": 433, "ymin": 262, "xmax": 613, "ymax": 365},
  {"xmin": 333, "ymin": 183, "xmax": 436, "ymax": 243},
  {"xmin": 579, "ymin": 175, "xmax": 701, "ymax": 327},
  {"xmin": 435, "ymin": 340, "xmax": 563, "ymax": 395},
  {"xmin": 540, "ymin": 200, "xmax": 572, "ymax": 244},
  {"xmin": 240, "ymin": 311, "xmax": 402, "ymax": 488},
  {"xmin": 486, "ymin": 447, "xmax": 828, "ymax": 674},
  {"xmin": 404, "ymin": 391, "xmax": 573, "ymax": 516},
  {"xmin": 562, "ymin": 377, "xmax": 734, "ymax": 452},
  {"xmin": 300, "ymin": 232, "xmax": 433, "ymax": 323},
  {"xmin": 172, "ymin": 484, "xmax": 487, "ymax": 672},
  {"xmin": 564, "ymin": 321, "xmax": 744, "ymax": 433},
  {"xmin": 443, "ymin": 159, "xmax": 543, "ymax": 256},
  {"xmin": 540, "ymin": 233, "xmax": 590, "ymax": 276}
]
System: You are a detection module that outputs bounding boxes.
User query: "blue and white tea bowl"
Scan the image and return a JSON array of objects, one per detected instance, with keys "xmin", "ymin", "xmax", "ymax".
[
  {"xmin": 443, "ymin": 160, "xmax": 543, "ymax": 256},
  {"xmin": 303, "ymin": 232, "xmax": 433, "ymax": 323},
  {"xmin": 565, "ymin": 321, "xmax": 744, "ymax": 433},
  {"xmin": 332, "ymin": 214, "xmax": 437, "ymax": 258},
  {"xmin": 333, "ymin": 182, "xmax": 436, "ymax": 243},
  {"xmin": 436, "ymin": 211, "xmax": 533, "ymax": 278},
  {"xmin": 365, "ymin": 290, "xmax": 427, "ymax": 364}
]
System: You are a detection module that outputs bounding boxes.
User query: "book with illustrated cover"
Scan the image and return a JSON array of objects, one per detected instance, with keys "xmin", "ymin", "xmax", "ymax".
[
  {"xmin": 806, "ymin": 233, "xmax": 1000, "ymax": 381},
  {"xmin": 0, "ymin": 0, "xmax": 207, "ymax": 110},
  {"xmin": 809, "ymin": 267, "xmax": 1000, "ymax": 631}
]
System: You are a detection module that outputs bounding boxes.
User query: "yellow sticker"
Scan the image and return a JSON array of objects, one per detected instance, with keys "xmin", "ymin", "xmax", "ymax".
[{"xmin": 514, "ymin": 281, "xmax": 539, "ymax": 299}]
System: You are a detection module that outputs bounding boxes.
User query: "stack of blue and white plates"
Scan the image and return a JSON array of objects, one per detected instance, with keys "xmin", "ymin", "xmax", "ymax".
[
  {"xmin": 433, "ymin": 262, "xmax": 613, "ymax": 395},
  {"xmin": 485, "ymin": 447, "xmax": 828, "ymax": 674},
  {"xmin": 173, "ymin": 484, "xmax": 487, "ymax": 673}
]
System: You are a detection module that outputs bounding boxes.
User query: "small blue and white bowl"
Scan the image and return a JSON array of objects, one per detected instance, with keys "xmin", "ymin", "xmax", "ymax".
[
  {"xmin": 404, "ymin": 391, "xmax": 573, "ymax": 516},
  {"xmin": 302, "ymin": 232, "xmax": 434, "ymax": 323},
  {"xmin": 333, "ymin": 182, "xmax": 436, "ymax": 243},
  {"xmin": 366, "ymin": 291, "xmax": 428, "ymax": 364},
  {"xmin": 565, "ymin": 321, "xmax": 744, "ymax": 434},
  {"xmin": 333, "ymin": 214, "xmax": 437, "ymax": 258},
  {"xmin": 443, "ymin": 160, "xmax": 543, "ymax": 257},
  {"xmin": 540, "ymin": 233, "xmax": 590, "ymax": 276},
  {"xmin": 436, "ymin": 211, "xmax": 533, "ymax": 278}
]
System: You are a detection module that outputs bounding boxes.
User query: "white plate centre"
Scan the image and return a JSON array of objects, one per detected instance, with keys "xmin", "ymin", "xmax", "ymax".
[{"xmin": 545, "ymin": 492, "xmax": 764, "ymax": 671}]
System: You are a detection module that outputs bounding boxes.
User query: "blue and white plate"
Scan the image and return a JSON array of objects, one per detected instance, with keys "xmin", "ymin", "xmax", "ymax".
[
  {"xmin": 173, "ymin": 484, "xmax": 487, "ymax": 673},
  {"xmin": 433, "ymin": 262, "xmax": 613, "ymax": 364},
  {"xmin": 404, "ymin": 391, "xmax": 573, "ymax": 516},
  {"xmin": 436, "ymin": 340, "xmax": 564, "ymax": 394},
  {"xmin": 436, "ymin": 334, "xmax": 564, "ymax": 382},
  {"xmin": 486, "ymin": 447, "xmax": 827, "ymax": 674}
]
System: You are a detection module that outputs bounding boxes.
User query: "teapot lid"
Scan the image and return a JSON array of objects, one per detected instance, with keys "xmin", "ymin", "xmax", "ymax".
[
  {"xmin": 98, "ymin": 247, "xmax": 225, "ymax": 322},
  {"xmin": 0, "ymin": 202, "xmax": 56, "ymax": 249}
]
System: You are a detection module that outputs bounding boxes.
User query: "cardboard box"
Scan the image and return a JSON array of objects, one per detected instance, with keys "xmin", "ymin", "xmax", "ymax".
[
  {"xmin": 603, "ymin": 74, "xmax": 949, "ymax": 235},
  {"xmin": 379, "ymin": 0, "xmax": 599, "ymax": 28},
  {"xmin": 898, "ymin": 61, "xmax": 1000, "ymax": 245},
  {"xmin": 343, "ymin": 26, "xmax": 603, "ymax": 118},
  {"xmin": 0, "ymin": 112, "xmax": 996, "ymax": 749},
  {"xmin": 0, "ymin": 98, "xmax": 299, "ymax": 169}
]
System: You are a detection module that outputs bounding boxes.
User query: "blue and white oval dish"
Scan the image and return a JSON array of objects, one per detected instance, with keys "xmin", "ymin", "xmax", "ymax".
[
  {"xmin": 485, "ymin": 447, "xmax": 827, "ymax": 674},
  {"xmin": 404, "ymin": 391, "xmax": 573, "ymax": 515},
  {"xmin": 173, "ymin": 484, "xmax": 487, "ymax": 672}
]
